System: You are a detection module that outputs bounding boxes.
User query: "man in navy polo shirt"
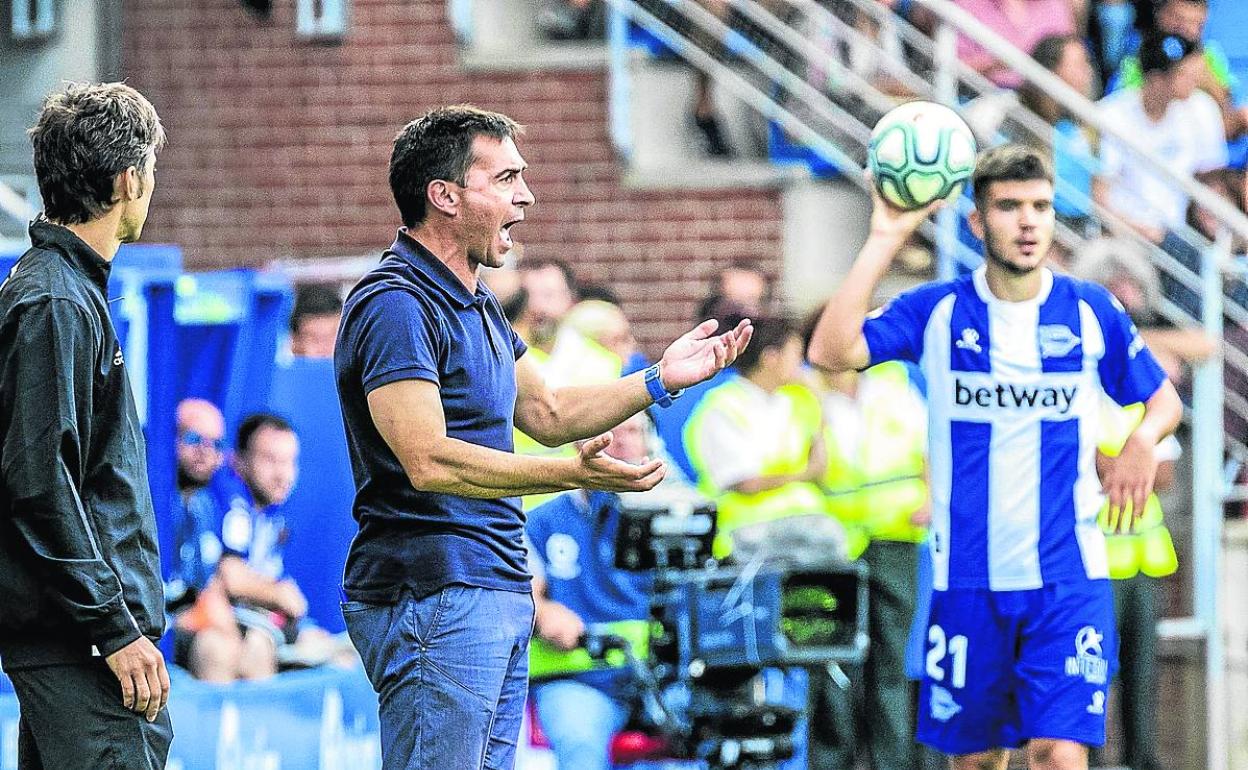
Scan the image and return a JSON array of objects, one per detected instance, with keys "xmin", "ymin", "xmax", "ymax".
[{"xmin": 334, "ymin": 104, "xmax": 753, "ymax": 770}]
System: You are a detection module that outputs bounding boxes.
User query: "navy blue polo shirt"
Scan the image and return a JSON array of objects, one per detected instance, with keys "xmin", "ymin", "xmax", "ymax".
[{"xmin": 335, "ymin": 229, "xmax": 530, "ymax": 603}]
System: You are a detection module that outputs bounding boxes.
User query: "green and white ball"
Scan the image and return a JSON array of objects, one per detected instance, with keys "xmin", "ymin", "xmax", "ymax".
[{"xmin": 867, "ymin": 100, "xmax": 977, "ymax": 211}]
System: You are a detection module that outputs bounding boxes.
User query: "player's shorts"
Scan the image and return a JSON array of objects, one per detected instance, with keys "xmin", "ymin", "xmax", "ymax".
[{"xmin": 916, "ymin": 579, "xmax": 1117, "ymax": 756}]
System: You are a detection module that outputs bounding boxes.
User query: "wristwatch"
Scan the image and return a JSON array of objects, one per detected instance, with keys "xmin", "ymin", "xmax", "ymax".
[{"xmin": 644, "ymin": 364, "xmax": 683, "ymax": 408}]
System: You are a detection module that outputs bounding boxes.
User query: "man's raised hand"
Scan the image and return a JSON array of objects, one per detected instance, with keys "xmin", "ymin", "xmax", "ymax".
[{"xmin": 658, "ymin": 317, "xmax": 754, "ymax": 391}]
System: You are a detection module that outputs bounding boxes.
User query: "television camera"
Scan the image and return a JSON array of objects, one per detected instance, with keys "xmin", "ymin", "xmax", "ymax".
[{"xmin": 602, "ymin": 487, "xmax": 869, "ymax": 769}]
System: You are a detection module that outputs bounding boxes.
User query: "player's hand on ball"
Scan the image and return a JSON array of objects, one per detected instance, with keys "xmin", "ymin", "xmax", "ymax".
[
  {"xmin": 105, "ymin": 635, "xmax": 170, "ymax": 723},
  {"xmin": 867, "ymin": 171, "xmax": 945, "ymax": 242},
  {"xmin": 572, "ymin": 432, "xmax": 666, "ymax": 492}
]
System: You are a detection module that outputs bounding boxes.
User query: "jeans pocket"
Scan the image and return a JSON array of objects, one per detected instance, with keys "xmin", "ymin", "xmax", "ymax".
[{"xmin": 406, "ymin": 586, "xmax": 455, "ymax": 646}]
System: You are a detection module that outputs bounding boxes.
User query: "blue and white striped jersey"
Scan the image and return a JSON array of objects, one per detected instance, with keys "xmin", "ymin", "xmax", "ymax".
[{"xmin": 864, "ymin": 267, "xmax": 1166, "ymax": 591}]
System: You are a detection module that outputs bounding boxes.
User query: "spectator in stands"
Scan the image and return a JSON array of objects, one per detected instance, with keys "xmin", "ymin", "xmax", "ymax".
[
  {"xmin": 167, "ymin": 399, "xmax": 232, "ymax": 681},
  {"xmin": 551, "ymin": 299, "xmax": 641, "ymax": 381},
  {"xmin": 526, "ymin": 412, "xmax": 658, "ymax": 770},
  {"xmin": 1071, "ymin": 237, "xmax": 1215, "ymax": 385},
  {"xmin": 954, "ymin": 0, "xmax": 1078, "ymax": 89},
  {"xmin": 537, "ymin": 0, "xmax": 605, "ymax": 40},
  {"xmin": 289, "ymin": 283, "xmax": 343, "ymax": 359},
  {"xmin": 1096, "ymin": 34, "xmax": 1227, "ymax": 258},
  {"xmin": 1111, "ymin": 0, "xmax": 1248, "ymax": 141},
  {"xmin": 515, "ymin": 257, "xmax": 578, "ymax": 357},
  {"xmin": 715, "ymin": 259, "xmax": 772, "ymax": 316},
  {"xmin": 216, "ymin": 414, "xmax": 316, "ymax": 679},
  {"xmin": 0, "ymin": 82, "xmax": 171, "ymax": 767},
  {"xmin": 1018, "ymin": 35, "xmax": 1107, "ymax": 235}
]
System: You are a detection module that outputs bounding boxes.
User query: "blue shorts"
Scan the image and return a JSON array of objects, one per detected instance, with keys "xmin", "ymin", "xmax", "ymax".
[{"xmin": 916, "ymin": 580, "xmax": 1117, "ymax": 755}]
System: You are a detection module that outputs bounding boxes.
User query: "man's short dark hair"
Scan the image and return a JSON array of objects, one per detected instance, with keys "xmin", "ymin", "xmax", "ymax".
[
  {"xmin": 577, "ymin": 283, "xmax": 621, "ymax": 307},
  {"xmin": 1138, "ymin": 33, "xmax": 1200, "ymax": 76},
  {"xmin": 28, "ymin": 82, "xmax": 165, "ymax": 225},
  {"xmin": 389, "ymin": 105, "xmax": 522, "ymax": 228},
  {"xmin": 971, "ymin": 144, "xmax": 1055, "ymax": 210},
  {"xmin": 236, "ymin": 413, "xmax": 294, "ymax": 455},
  {"xmin": 734, "ymin": 315, "xmax": 796, "ymax": 375},
  {"xmin": 290, "ymin": 283, "xmax": 343, "ymax": 333}
]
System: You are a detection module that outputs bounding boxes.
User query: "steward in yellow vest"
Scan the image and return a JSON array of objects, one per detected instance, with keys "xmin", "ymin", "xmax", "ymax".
[
  {"xmin": 815, "ymin": 361, "xmax": 929, "ymax": 559},
  {"xmin": 683, "ymin": 318, "xmax": 829, "ymax": 558}
]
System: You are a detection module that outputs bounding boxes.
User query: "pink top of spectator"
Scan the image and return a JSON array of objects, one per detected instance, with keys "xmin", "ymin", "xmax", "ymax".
[{"xmin": 955, "ymin": 0, "xmax": 1076, "ymax": 89}]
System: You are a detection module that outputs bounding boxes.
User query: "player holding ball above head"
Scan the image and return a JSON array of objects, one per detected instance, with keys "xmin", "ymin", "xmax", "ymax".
[
  {"xmin": 333, "ymin": 104, "xmax": 752, "ymax": 770},
  {"xmin": 808, "ymin": 126, "xmax": 1182, "ymax": 768}
]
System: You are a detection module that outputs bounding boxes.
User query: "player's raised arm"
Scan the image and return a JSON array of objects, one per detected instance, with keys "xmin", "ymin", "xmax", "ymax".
[{"xmin": 807, "ymin": 183, "xmax": 942, "ymax": 372}]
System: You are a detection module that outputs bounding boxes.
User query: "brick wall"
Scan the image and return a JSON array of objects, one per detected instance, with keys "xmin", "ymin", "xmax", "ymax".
[{"xmin": 121, "ymin": 0, "xmax": 784, "ymax": 352}]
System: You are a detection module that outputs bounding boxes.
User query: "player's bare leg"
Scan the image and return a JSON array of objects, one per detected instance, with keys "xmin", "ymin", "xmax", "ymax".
[
  {"xmin": 1028, "ymin": 738, "xmax": 1088, "ymax": 770},
  {"xmin": 951, "ymin": 749, "xmax": 1009, "ymax": 770}
]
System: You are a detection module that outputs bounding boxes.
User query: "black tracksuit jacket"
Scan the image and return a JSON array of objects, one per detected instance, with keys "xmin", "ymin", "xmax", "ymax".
[{"xmin": 0, "ymin": 219, "xmax": 164, "ymax": 669}]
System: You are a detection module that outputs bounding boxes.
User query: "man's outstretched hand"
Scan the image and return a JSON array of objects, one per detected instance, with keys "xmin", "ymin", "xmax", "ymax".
[
  {"xmin": 572, "ymin": 432, "xmax": 666, "ymax": 492},
  {"xmin": 657, "ymin": 318, "xmax": 753, "ymax": 391}
]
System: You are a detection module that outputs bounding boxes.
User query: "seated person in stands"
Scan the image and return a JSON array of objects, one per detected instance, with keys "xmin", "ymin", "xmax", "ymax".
[
  {"xmin": 179, "ymin": 413, "xmax": 323, "ymax": 681},
  {"xmin": 289, "ymin": 283, "xmax": 343, "ymax": 359},
  {"xmin": 526, "ymin": 412, "xmax": 657, "ymax": 770},
  {"xmin": 168, "ymin": 399, "xmax": 230, "ymax": 680},
  {"xmin": 1111, "ymin": 0, "xmax": 1248, "ymax": 142}
]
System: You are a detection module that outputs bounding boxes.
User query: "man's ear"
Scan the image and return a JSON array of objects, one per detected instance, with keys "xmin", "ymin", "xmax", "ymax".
[
  {"xmin": 427, "ymin": 179, "xmax": 459, "ymax": 218},
  {"xmin": 115, "ymin": 165, "xmax": 142, "ymax": 202},
  {"xmin": 968, "ymin": 206, "xmax": 985, "ymax": 242}
]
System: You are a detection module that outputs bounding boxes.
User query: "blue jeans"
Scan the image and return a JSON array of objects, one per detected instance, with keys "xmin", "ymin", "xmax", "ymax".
[
  {"xmin": 532, "ymin": 679, "xmax": 630, "ymax": 770},
  {"xmin": 343, "ymin": 585, "xmax": 535, "ymax": 770}
]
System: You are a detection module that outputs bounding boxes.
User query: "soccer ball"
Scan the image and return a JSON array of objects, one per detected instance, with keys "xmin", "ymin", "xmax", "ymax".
[{"xmin": 867, "ymin": 100, "xmax": 977, "ymax": 211}]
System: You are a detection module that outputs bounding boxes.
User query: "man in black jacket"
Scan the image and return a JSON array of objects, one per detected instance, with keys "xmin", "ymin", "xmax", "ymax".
[{"xmin": 0, "ymin": 82, "xmax": 172, "ymax": 769}]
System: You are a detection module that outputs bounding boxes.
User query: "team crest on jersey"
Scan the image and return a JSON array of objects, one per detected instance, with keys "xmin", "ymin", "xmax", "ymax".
[
  {"xmin": 954, "ymin": 328, "xmax": 982, "ymax": 354},
  {"xmin": 545, "ymin": 534, "xmax": 581, "ymax": 580},
  {"xmin": 1038, "ymin": 325, "xmax": 1081, "ymax": 358},
  {"xmin": 929, "ymin": 685, "xmax": 962, "ymax": 722},
  {"xmin": 1065, "ymin": 625, "xmax": 1108, "ymax": 685}
]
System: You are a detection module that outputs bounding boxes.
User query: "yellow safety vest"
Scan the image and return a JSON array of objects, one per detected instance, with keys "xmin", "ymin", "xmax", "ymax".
[
  {"xmin": 821, "ymin": 362, "xmax": 928, "ymax": 557},
  {"xmin": 1097, "ymin": 399, "xmax": 1178, "ymax": 580},
  {"xmin": 684, "ymin": 377, "xmax": 826, "ymax": 558},
  {"xmin": 514, "ymin": 346, "xmax": 576, "ymax": 511}
]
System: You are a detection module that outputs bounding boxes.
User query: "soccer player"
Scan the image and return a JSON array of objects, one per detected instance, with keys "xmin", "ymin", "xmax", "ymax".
[
  {"xmin": 334, "ymin": 105, "xmax": 752, "ymax": 770},
  {"xmin": 807, "ymin": 144, "xmax": 1182, "ymax": 770},
  {"xmin": 0, "ymin": 83, "xmax": 171, "ymax": 769}
]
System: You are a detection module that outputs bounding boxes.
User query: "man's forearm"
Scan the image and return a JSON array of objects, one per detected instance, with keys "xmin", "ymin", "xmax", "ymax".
[
  {"xmin": 808, "ymin": 232, "xmax": 905, "ymax": 371},
  {"xmin": 410, "ymin": 435, "xmax": 584, "ymax": 498},
  {"xmin": 528, "ymin": 372, "xmax": 653, "ymax": 447},
  {"xmin": 1131, "ymin": 380, "xmax": 1183, "ymax": 447}
]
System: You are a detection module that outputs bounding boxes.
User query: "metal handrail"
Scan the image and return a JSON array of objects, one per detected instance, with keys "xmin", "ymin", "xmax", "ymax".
[{"xmin": 914, "ymin": 0, "xmax": 1248, "ymax": 242}]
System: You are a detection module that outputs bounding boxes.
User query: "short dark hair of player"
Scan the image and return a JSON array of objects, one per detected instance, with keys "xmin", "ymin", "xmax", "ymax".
[
  {"xmin": 28, "ymin": 82, "xmax": 165, "ymax": 225},
  {"xmin": 734, "ymin": 315, "xmax": 796, "ymax": 376},
  {"xmin": 1138, "ymin": 32, "xmax": 1200, "ymax": 77},
  {"xmin": 236, "ymin": 413, "xmax": 295, "ymax": 455},
  {"xmin": 971, "ymin": 144, "xmax": 1055, "ymax": 210},
  {"xmin": 577, "ymin": 283, "xmax": 621, "ymax": 307},
  {"xmin": 389, "ymin": 105, "xmax": 523, "ymax": 228},
  {"xmin": 290, "ymin": 283, "xmax": 343, "ymax": 333}
]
